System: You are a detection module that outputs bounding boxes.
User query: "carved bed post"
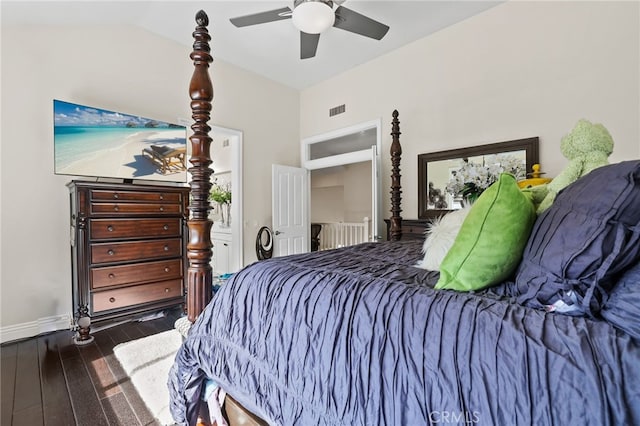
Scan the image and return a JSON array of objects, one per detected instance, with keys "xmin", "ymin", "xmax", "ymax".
[
  {"xmin": 389, "ymin": 110, "xmax": 402, "ymax": 241},
  {"xmin": 186, "ymin": 10, "xmax": 214, "ymax": 322}
]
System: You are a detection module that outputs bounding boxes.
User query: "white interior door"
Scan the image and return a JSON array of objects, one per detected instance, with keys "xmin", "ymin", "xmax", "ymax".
[{"xmin": 272, "ymin": 165, "xmax": 309, "ymax": 257}]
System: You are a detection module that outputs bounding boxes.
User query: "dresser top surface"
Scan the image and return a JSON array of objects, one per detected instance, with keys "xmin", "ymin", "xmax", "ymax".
[{"xmin": 67, "ymin": 180, "xmax": 189, "ymax": 192}]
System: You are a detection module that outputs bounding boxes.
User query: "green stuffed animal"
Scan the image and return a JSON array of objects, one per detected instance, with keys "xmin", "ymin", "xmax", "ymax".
[{"xmin": 537, "ymin": 119, "xmax": 614, "ymax": 213}]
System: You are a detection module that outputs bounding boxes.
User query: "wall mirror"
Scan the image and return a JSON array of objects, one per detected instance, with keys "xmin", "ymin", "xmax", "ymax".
[{"xmin": 418, "ymin": 137, "xmax": 539, "ymax": 219}]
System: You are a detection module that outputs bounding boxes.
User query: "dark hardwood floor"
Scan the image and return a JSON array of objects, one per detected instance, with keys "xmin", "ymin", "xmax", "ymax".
[{"xmin": 1, "ymin": 308, "xmax": 183, "ymax": 426}]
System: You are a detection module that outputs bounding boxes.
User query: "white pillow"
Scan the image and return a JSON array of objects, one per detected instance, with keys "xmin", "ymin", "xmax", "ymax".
[{"xmin": 416, "ymin": 206, "xmax": 472, "ymax": 271}]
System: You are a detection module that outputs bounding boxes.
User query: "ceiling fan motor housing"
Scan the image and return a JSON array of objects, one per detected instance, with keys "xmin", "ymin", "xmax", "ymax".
[
  {"xmin": 294, "ymin": 0, "xmax": 334, "ymax": 9},
  {"xmin": 292, "ymin": 0, "xmax": 335, "ymax": 34}
]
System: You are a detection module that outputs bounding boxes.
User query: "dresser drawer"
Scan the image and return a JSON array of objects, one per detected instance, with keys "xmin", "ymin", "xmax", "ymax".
[
  {"xmin": 90, "ymin": 202, "xmax": 183, "ymax": 215},
  {"xmin": 90, "ymin": 218, "xmax": 182, "ymax": 240},
  {"xmin": 92, "ymin": 279, "xmax": 182, "ymax": 313},
  {"xmin": 91, "ymin": 259, "xmax": 182, "ymax": 289},
  {"xmin": 91, "ymin": 238, "xmax": 182, "ymax": 264},
  {"xmin": 400, "ymin": 224, "xmax": 428, "ymax": 240},
  {"xmin": 91, "ymin": 189, "xmax": 183, "ymax": 203}
]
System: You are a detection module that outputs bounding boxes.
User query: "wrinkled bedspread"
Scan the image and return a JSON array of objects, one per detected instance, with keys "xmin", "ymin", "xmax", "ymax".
[{"xmin": 168, "ymin": 241, "xmax": 640, "ymax": 425}]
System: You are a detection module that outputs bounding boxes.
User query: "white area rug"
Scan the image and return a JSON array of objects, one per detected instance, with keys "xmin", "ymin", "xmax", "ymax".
[{"xmin": 114, "ymin": 329, "xmax": 182, "ymax": 425}]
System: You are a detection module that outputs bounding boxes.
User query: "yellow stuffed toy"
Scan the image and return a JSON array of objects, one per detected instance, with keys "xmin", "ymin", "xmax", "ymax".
[{"xmin": 536, "ymin": 119, "xmax": 614, "ymax": 213}]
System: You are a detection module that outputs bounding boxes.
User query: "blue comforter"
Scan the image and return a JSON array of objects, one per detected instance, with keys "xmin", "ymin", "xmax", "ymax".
[{"xmin": 168, "ymin": 241, "xmax": 640, "ymax": 425}]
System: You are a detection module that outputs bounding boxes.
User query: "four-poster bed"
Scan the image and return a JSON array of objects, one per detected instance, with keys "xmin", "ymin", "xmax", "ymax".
[
  {"xmin": 171, "ymin": 10, "xmax": 640, "ymax": 426},
  {"xmin": 182, "ymin": 11, "xmax": 406, "ymax": 326},
  {"xmin": 185, "ymin": 10, "xmax": 215, "ymax": 323}
]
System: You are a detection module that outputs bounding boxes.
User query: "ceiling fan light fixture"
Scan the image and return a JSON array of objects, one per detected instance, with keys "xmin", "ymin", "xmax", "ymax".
[{"xmin": 292, "ymin": 1, "xmax": 335, "ymax": 34}]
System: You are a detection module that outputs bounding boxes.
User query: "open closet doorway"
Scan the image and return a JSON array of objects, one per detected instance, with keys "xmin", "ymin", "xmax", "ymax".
[
  {"xmin": 302, "ymin": 119, "xmax": 381, "ymax": 251},
  {"xmin": 180, "ymin": 118, "xmax": 244, "ymax": 274},
  {"xmin": 209, "ymin": 125, "xmax": 243, "ymax": 275}
]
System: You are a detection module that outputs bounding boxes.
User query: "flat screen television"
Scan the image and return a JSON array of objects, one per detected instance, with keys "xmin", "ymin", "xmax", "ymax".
[{"xmin": 53, "ymin": 99, "xmax": 188, "ymax": 183}]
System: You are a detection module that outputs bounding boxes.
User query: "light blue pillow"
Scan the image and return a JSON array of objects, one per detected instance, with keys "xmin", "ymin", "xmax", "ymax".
[
  {"xmin": 514, "ymin": 160, "xmax": 640, "ymax": 316},
  {"xmin": 601, "ymin": 261, "xmax": 640, "ymax": 339}
]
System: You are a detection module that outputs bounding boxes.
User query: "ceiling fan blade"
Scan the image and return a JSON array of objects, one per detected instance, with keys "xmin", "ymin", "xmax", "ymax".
[
  {"xmin": 300, "ymin": 31, "xmax": 320, "ymax": 59},
  {"xmin": 333, "ymin": 6, "xmax": 390, "ymax": 40},
  {"xmin": 230, "ymin": 7, "xmax": 292, "ymax": 28}
]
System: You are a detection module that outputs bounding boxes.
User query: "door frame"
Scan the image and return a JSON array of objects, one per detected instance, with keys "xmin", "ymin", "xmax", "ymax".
[
  {"xmin": 301, "ymin": 118, "xmax": 382, "ymax": 241},
  {"xmin": 211, "ymin": 124, "xmax": 243, "ymax": 272}
]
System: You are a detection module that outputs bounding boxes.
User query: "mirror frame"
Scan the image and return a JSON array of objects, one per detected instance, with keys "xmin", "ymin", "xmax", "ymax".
[{"xmin": 418, "ymin": 137, "xmax": 539, "ymax": 219}]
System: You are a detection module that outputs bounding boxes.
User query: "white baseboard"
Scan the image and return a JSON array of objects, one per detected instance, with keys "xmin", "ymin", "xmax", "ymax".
[{"xmin": 0, "ymin": 314, "xmax": 73, "ymax": 344}]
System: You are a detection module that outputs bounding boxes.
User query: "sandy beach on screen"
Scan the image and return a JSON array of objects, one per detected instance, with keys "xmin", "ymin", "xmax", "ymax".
[{"xmin": 59, "ymin": 131, "xmax": 187, "ymax": 182}]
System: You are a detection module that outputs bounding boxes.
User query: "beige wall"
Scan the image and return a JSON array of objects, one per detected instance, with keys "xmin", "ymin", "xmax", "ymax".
[
  {"xmin": 2, "ymin": 1, "xmax": 639, "ymax": 339},
  {"xmin": 0, "ymin": 24, "xmax": 299, "ymax": 337},
  {"xmin": 300, "ymin": 1, "xmax": 640, "ymax": 221},
  {"xmin": 310, "ymin": 161, "xmax": 371, "ymax": 223},
  {"xmin": 311, "ymin": 167, "xmax": 346, "ymax": 222},
  {"xmin": 311, "ymin": 186, "xmax": 345, "ymax": 223},
  {"xmin": 342, "ymin": 162, "xmax": 372, "ymax": 223},
  {"xmin": 212, "ymin": 135, "xmax": 233, "ymax": 174}
]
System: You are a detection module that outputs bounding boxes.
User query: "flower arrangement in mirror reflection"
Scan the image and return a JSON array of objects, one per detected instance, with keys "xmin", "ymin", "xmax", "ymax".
[
  {"xmin": 210, "ymin": 178, "xmax": 232, "ymax": 226},
  {"xmin": 445, "ymin": 154, "xmax": 526, "ymax": 204},
  {"xmin": 209, "ymin": 179, "xmax": 231, "ymax": 205}
]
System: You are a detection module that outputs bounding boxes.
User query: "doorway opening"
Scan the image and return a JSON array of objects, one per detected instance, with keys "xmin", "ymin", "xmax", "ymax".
[
  {"xmin": 179, "ymin": 119, "xmax": 244, "ymax": 273},
  {"xmin": 210, "ymin": 125, "xmax": 243, "ymax": 274},
  {"xmin": 302, "ymin": 119, "xmax": 382, "ymax": 251}
]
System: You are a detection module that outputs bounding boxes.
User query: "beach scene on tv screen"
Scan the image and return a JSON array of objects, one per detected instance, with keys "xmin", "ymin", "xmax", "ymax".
[{"xmin": 54, "ymin": 100, "xmax": 188, "ymax": 182}]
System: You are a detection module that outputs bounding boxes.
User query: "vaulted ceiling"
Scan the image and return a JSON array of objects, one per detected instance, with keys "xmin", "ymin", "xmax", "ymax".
[{"xmin": 2, "ymin": 1, "xmax": 502, "ymax": 89}]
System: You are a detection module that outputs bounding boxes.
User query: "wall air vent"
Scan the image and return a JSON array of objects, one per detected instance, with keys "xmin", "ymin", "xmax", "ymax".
[{"xmin": 329, "ymin": 104, "xmax": 346, "ymax": 117}]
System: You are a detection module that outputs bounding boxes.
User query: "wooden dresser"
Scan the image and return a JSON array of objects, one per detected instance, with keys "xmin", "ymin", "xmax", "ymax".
[
  {"xmin": 67, "ymin": 181, "xmax": 189, "ymax": 326},
  {"xmin": 384, "ymin": 218, "xmax": 430, "ymax": 241}
]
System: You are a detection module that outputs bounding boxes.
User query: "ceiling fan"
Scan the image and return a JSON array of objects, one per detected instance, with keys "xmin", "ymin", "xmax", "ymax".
[{"xmin": 229, "ymin": 0, "xmax": 390, "ymax": 59}]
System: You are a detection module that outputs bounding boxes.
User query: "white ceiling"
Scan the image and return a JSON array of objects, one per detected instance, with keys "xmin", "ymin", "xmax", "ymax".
[{"xmin": 2, "ymin": 1, "xmax": 502, "ymax": 90}]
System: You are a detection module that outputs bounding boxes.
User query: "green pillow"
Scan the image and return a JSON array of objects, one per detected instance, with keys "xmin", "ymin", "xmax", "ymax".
[{"xmin": 435, "ymin": 173, "xmax": 536, "ymax": 291}]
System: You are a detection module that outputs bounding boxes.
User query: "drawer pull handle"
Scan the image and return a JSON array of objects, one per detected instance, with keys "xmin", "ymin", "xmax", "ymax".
[
  {"xmin": 159, "ymin": 206, "xmax": 164, "ymax": 212},
  {"xmin": 108, "ymin": 273, "xmax": 115, "ymax": 279},
  {"xmin": 163, "ymin": 224, "xmax": 169, "ymax": 231},
  {"xmin": 164, "ymin": 245, "xmax": 169, "ymax": 251},
  {"xmin": 107, "ymin": 249, "xmax": 114, "ymax": 256},
  {"xmin": 164, "ymin": 267, "xmax": 170, "ymax": 273},
  {"xmin": 107, "ymin": 225, "xmax": 114, "ymax": 232},
  {"xmin": 160, "ymin": 194, "xmax": 164, "ymax": 200},
  {"xmin": 114, "ymin": 206, "xmax": 119, "ymax": 212},
  {"xmin": 165, "ymin": 288, "xmax": 170, "ymax": 293},
  {"xmin": 113, "ymin": 193, "xmax": 119, "ymax": 199},
  {"xmin": 109, "ymin": 297, "xmax": 116, "ymax": 303}
]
